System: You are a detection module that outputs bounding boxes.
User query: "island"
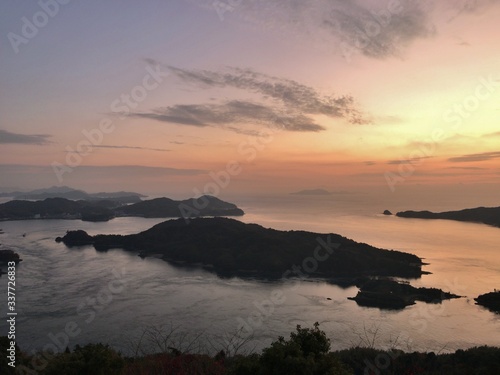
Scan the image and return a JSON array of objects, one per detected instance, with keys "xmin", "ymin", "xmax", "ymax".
[
  {"xmin": 290, "ymin": 189, "xmax": 332, "ymax": 195},
  {"xmin": 0, "ymin": 186, "xmax": 145, "ymax": 203},
  {"xmin": 54, "ymin": 218, "xmax": 465, "ymax": 309},
  {"xmin": 383, "ymin": 210, "xmax": 392, "ymax": 215},
  {"xmin": 0, "ymin": 249, "xmax": 22, "ymax": 264},
  {"xmin": 115, "ymin": 196, "xmax": 244, "ymax": 218},
  {"xmin": 475, "ymin": 290, "xmax": 500, "ymax": 314},
  {"xmin": 396, "ymin": 206, "xmax": 500, "ymax": 228},
  {"xmin": 348, "ymin": 278, "xmax": 460, "ymax": 310},
  {"xmin": 57, "ymin": 217, "xmax": 424, "ymax": 280},
  {"xmin": 0, "ymin": 196, "xmax": 244, "ymax": 222}
]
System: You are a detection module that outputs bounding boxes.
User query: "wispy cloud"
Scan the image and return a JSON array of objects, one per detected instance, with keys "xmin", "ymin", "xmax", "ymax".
[
  {"xmin": 324, "ymin": 0, "xmax": 436, "ymax": 59},
  {"xmin": 0, "ymin": 164, "xmax": 206, "ymax": 176},
  {"xmin": 76, "ymin": 165, "xmax": 206, "ymax": 176},
  {"xmin": 482, "ymin": 131, "xmax": 500, "ymax": 138},
  {"xmin": 448, "ymin": 151, "xmax": 500, "ymax": 163},
  {"xmin": 0, "ymin": 164, "xmax": 207, "ymax": 189},
  {"xmin": 132, "ymin": 65, "xmax": 368, "ymax": 133},
  {"xmin": 446, "ymin": 166, "xmax": 486, "ymax": 170},
  {"xmin": 189, "ymin": 0, "xmax": 436, "ymax": 60},
  {"xmin": 168, "ymin": 66, "xmax": 365, "ymax": 123},
  {"xmin": 92, "ymin": 145, "xmax": 170, "ymax": 152},
  {"xmin": 387, "ymin": 156, "xmax": 433, "ymax": 164},
  {"xmin": 450, "ymin": 0, "xmax": 500, "ymax": 17},
  {"xmin": 374, "ymin": 115, "xmax": 405, "ymax": 124},
  {"xmin": 0, "ymin": 129, "xmax": 51, "ymax": 145},
  {"xmin": 132, "ymin": 100, "xmax": 326, "ymax": 132},
  {"xmin": 189, "ymin": 0, "xmax": 500, "ymax": 59}
]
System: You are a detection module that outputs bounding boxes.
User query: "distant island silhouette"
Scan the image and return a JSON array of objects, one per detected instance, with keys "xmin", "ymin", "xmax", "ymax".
[
  {"xmin": 290, "ymin": 189, "xmax": 332, "ymax": 195},
  {"xmin": 396, "ymin": 206, "xmax": 500, "ymax": 228},
  {"xmin": 0, "ymin": 196, "xmax": 243, "ymax": 222},
  {"xmin": 0, "ymin": 186, "xmax": 145, "ymax": 203}
]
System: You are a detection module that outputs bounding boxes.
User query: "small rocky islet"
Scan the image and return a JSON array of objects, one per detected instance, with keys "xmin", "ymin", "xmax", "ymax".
[
  {"xmin": 348, "ymin": 278, "xmax": 461, "ymax": 310},
  {"xmin": 475, "ymin": 290, "xmax": 500, "ymax": 314}
]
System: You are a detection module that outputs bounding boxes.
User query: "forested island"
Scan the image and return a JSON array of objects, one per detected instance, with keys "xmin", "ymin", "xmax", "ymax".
[
  {"xmin": 348, "ymin": 278, "xmax": 460, "ymax": 309},
  {"xmin": 55, "ymin": 217, "xmax": 467, "ymax": 310},
  {"xmin": 396, "ymin": 206, "xmax": 500, "ymax": 228},
  {"xmin": 57, "ymin": 217, "xmax": 424, "ymax": 280},
  {"xmin": 0, "ymin": 196, "xmax": 243, "ymax": 222}
]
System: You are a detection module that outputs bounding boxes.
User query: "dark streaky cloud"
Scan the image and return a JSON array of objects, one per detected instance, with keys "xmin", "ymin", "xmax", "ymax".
[
  {"xmin": 168, "ymin": 66, "xmax": 366, "ymax": 124},
  {"xmin": 0, "ymin": 164, "xmax": 206, "ymax": 176},
  {"xmin": 448, "ymin": 151, "xmax": 500, "ymax": 163},
  {"xmin": 133, "ymin": 100, "xmax": 325, "ymax": 132},
  {"xmin": 132, "ymin": 66, "xmax": 368, "ymax": 134},
  {"xmin": 93, "ymin": 145, "xmax": 170, "ymax": 152},
  {"xmin": 324, "ymin": 0, "xmax": 435, "ymax": 59},
  {"xmin": 387, "ymin": 156, "xmax": 432, "ymax": 164},
  {"xmin": 449, "ymin": 0, "xmax": 500, "ymax": 21},
  {"xmin": 0, "ymin": 129, "xmax": 51, "ymax": 145}
]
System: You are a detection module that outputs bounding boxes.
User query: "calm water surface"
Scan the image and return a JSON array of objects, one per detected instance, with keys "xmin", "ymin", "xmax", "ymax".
[{"xmin": 0, "ymin": 195, "xmax": 499, "ymax": 355}]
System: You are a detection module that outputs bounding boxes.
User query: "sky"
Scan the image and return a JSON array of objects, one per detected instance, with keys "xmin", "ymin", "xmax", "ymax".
[{"xmin": 0, "ymin": 0, "xmax": 499, "ymax": 199}]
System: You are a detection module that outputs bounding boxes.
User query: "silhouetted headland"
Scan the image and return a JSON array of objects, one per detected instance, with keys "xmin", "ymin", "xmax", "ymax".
[
  {"xmin": 0, "ymin": 196, "xmax": 243, "ymax": 222},
  {"xmin": 115, "ymin": 196, "xmax": 244, "ymax": 218},
  {"xmin": 396, "ymin": 206, "xmax": 500, "ymax": 228}
]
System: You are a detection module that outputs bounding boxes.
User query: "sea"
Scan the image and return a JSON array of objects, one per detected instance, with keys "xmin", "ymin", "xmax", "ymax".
[{"xmin": 0, "ymin": 192, "xmax": 499, "ymax": 359}]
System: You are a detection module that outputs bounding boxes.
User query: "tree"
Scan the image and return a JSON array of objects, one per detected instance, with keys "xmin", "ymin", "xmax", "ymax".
[{"xmin": 229, "ymin": 323, "xmax": 351, "ymax": 375}]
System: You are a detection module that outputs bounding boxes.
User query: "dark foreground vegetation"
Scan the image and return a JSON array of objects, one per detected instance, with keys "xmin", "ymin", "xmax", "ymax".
[
  {"xmin": 3, "ymin": 324, "xmax": 500, "ymax": 375},
  {"xmin": 396, "ymin": 206, "xmax": 500, "ymax": 228},
  {"xmin": 57, "ymin": 217, "xmax": 424, "ymax": 280}
]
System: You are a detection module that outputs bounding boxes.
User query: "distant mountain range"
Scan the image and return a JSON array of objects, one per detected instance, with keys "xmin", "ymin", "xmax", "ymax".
[
  {"xmin": 0, "ymin": 196, "xmax": 244, "ymax": 222},
  {"xmin": 396, "ymin": 206, "xmax": 500, "ymax": 228},
  {"xmin": 0, "ymin": 186, "xmax": 146, "ymax": 203}
]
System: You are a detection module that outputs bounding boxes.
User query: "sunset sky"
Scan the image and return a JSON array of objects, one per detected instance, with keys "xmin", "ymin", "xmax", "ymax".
[{"xmin": 1, "ymin": 0, "xmax": 499, "ymax": 198}]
